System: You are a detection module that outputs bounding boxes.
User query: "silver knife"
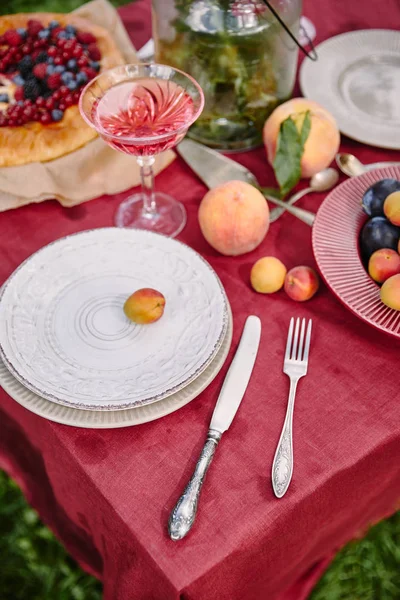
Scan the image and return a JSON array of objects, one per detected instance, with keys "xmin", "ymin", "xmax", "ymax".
[
  {"xmin": 168, "ymin": 315, "xmax": 261, "ymax": 541},
  {"xmin": 177, "ymin": 139, "xmax": 316, "ymax": 226}
]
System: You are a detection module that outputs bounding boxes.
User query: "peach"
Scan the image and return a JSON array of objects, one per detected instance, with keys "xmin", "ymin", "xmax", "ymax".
[
  {"xmin": 250, "ymin": 256, "xmax": 287, "ymax": 294},
  {"xmin": 123, "ymin": 288, "xmax": 165, "ymax": 324},
  {"xmin": 368, "ymin": 248, "xmax": 400, "ymax": 283},
  {"xmin": 198, "ymin": 180, "xmax": 269, "ymax": 256},
  {"xmin": 263, "ymin": 98, "xmax": 340, "ymax": 178},
  {"xmin": 380, "ymin": 274, "xmax": 400, "ymax": 311},
  {"xmin": 384, "ymin": 191, "xmax": 400, "ymax": 226},
  {"xmin": 284, "ymin": 266, "xmax": 319, "ymax": 301}
]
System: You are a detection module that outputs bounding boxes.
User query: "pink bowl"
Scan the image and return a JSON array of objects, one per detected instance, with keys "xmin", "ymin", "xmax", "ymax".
[{"xmin": 312, "ymin": 166, "xmax": 400, "ymax": 338}]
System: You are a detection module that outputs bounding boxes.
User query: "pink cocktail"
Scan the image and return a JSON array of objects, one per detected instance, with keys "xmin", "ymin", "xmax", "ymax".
[{"xmin": 80, "ymin": 64, "xmax": 204, "ymax": 237}]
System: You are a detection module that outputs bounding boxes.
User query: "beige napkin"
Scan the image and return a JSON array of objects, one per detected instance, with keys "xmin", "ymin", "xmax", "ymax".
[{"xmin": 0, "ymin": 0, "xmax": 175, "ymax": 212}]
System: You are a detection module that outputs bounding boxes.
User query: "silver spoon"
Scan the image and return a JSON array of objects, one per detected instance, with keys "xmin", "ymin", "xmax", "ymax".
[
  {"xmin": 269, "ymin": 168, "xmax": 339, "ymax": 223},
  {"xmin": 336, "ymin": 153, "xmax": 400, "ymax": 178}
]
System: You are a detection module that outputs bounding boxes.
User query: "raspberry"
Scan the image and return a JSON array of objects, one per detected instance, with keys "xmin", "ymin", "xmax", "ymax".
[
  {"xmin": 76, "ymin": 31, "xmax": 96, "ymax": 45},
  {"xmin": 81, "ymin": 66, "xmax": 97, "ymax": 80},
  {"xmin": 77, "ymin": 56, "xmax": 89, "ymax": 67},
  {"xmin": 14, "ymin": 87, "xmax": 24, "ymax": 101},
  {"xmin": 54, "ymin": 56, "xmax": 63, "ymax": 66},
  {"xmin": 48, "ymin": 46, "xmax": 57, "ymax": 57},
  {"xmin": 4, "ymin": 30, "xmax": 22, "ymax": 47},
  {"xmin": 21, "ymin": 43, "xmax": 33, "ymax": 55},
  {"xmin": 33, "ymin": 63, "xmax": 47, "ymax": 79},
  {"xmin": 87, "ymin": 44, "xmax": 101, "ymax": 61},
  {"xmin": 47, "ymin": 72, "xmax": 62, "ymax": 90},
  {"xmin": 27, "ymin": 20, "xmax": 43, "ymax": 37},
  {"xmin": 59, "ymin": 85, "xmax": 69, "ymax": 97},
  {"xmin": 35, "ymin": 96, "xmax": 45, "ymax": 107},
  {"xmin": 72, "ymin": 45, "xmax": 83, "ymax": 59}
]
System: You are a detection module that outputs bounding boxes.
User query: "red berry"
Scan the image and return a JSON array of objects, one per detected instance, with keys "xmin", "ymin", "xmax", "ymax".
[
  {"xmin": 35, "ymin": 96, "xmax": 45, "ymax": 107},
  {"xmin": 0, "ymin": 61, "xmax": 6, "ymax": 72},
  {"xmin": 27, "ymin": 19, "xmax": 44, "ymax": 37},
  {"xmin": 14, "ymin": 87, "xmax": 24, "ymax": 102},
  {"xmin": 62, "ymin": 51, "xmax": 71, "ymax": 62},
  {"xmin": 40, "ymin": 112, "xmax": 52, "ymax": 125},
  {"xmin": 77, "ymin": 56, "xmax": 89, "ymax": 68},
  {"xmin": 8, "ymin": 47, "xmax": 18, "ymax": 58},
  {"xmin": 23, "ymin": 105, "xmax": 34, "ymax": 119},
  {"xmin": 15, "ymin": 51, "xmax": 23, "ymax": 62},
  {"xmin": 33, "ymin": 40, "xmax": 42, "ymax": 49},
  {"xmin": 53, "ymin": 90, "xmax": 61, "ymax": 101},
  {"xmin": 87, "ymin": 44, "xmax": 101, "ymax": 61},
  {"xmin": 76, "ymin": 31, "xmax": 97, "ymax": 45},
  {"xmin": 33, "ymin": 63, "xmax": 47, "ymax": 79},
  {"xmin": 4, "ymin": 30, "xmax": 22, "ymax": 47},
  {"xmin": 8, "ymin": 117, "xmax": 16, "ymax": 127},
  {"xmin": 47, "ymin": 73, "xmax": 62, "ymax": 90},
  {"xmin": 45, "ymin": 97, "xmax": 55, "ymax": 110},
  {"xmin": 23, "ymin": 99, "xmax": 33, "ymax": 106},
  {"xmin": 82, "ymin": 66, "xmax": 97, "ymax": 80},
  {"xmin": 64, "ymin": 40, "xmax": 76, "ymax": 51},
  {"xmin": 58, "ymin": 101, "xmax": 66, "ymax": 111},
  {"xmin": 72, "ymin": 45, "xmax": 83, "ymax": 59},
  {"xmin": 64, "ymin": 93, "xmax": 74, "ymax": 107},
  {"xmin": 59, "ymin": 85, "xmax": 69, "ymax": 97},
  {"xmin": 54, "ymin": 56, "xmax": 63, "ymax": 66},
  {"xmin": 21, "ymin": 43, "xmax": 33, "ymax": 55},
  {"xmin": 48, "ymin": 46, "xmax": 57, "ymax": 57},
  {"xmin": 72, "ymin": 90, "xmax": 81, "ymax": 102},
  {"xmin": 51, "ymin": 27, "xmax": 63, "ymax": 40},
  {"xmin": 31, "ymin": 50, "xmax": 41, "ymax": 61},
  {"xmin": 57, "ymin": 38, "xmax": 67, "ymax": 48}
]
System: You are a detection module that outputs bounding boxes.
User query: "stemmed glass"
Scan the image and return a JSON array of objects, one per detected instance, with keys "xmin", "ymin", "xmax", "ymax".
[{"xmin": 79, "ymin": 63, "xmax": 204, "ymax": 237}]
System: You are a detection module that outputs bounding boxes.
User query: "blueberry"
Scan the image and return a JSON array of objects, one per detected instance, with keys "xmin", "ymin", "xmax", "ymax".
[
  {"xmin": 16, "ymin": 27, "xmax": 27, "ymax": 38},
  {"xmin": 48, "ymin": 57, "xmax": 54, "ymax": 64},
  {"xmin": 13, "ymin": 74, "xmax": 25, "ymax": 86},
  {"xmin": 67, "ymin": 80, "xmax": 78, "ymax": 91},
  {"xmin": 0, "ymin": 93, "xmax": 9, "ymax": 102},
  {"xmin": 61, "ymin": 71, "xmax": 74, "ymax": 84},
  {"xmin": 51, "ymin": 109, "xmax": 64, "ymax": 122},
  {"xmin": 76, "ymin": 72, "xmax": 88, "ymax": 85},
  {"xmin": 46, "ymin": 64, "xmax": 55, "ymax": 76},
  {"xmin": 38, "ymin": 29, "xmax": 50, "ymax": 39},
  {"xmin": 54, "ymin": 65, "xmax": 65, "ymax": 74},
  {"xmin": 67, "ymin": 59, "xmax": 77, "ymax": 71},
  {"xmin": 90, "ymin": 61, "xmax": 100, "ymax": 72},
  {"xmin": 17, "ymin": 100, "xmax": 24, "ymax": 106},
  {"xmin": 49, "ymin": 20, "xmax": 60, "ymax": 29},
  {"xmin": 57, "ymin": 31, "xmax": 68, "ymax": 39},
  {"xmin": 65, "ymin": 25, "xmax": 77, "ymax": 35}
]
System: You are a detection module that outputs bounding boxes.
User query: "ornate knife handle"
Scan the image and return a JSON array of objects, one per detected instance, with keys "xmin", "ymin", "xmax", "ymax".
[{"xmin": 168, "ymin": 429, "xmax": 222, "ymax": 541}]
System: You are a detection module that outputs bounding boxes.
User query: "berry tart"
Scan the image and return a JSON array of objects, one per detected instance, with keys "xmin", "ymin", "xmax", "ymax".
[{"xmin": 0, "ymin": 13, "xmax": 124, "ymax": 166}]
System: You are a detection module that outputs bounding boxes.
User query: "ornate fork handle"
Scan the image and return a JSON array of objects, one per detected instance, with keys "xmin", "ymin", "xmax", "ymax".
[
  {"xmin": 272, "ymin": 377, "xmax": 299, "ymax": 498},
  {"xmin": 168, "ymin": 429, "xmax": 222, "ymax": 540}
]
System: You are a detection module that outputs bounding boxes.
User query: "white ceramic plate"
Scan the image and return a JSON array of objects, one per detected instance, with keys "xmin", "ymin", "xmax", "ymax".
[
  {"xmin": 0, "ymin": 302, "xmax": 233, "ymax": 428},
  {"xmin": 300, "ymin": 29, "xmax": 400, "ymax": 149},
  {"xmin": 0, "ymin": 229, "xmax": 228, "ymax": 410}
]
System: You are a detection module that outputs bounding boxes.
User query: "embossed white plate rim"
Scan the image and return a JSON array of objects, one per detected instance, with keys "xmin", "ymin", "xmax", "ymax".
[
  {"xmin": 0, "ymin": 228, "xmax": 228, "ymax": 410},
  {"xmin": 0, "ymin": 301, "xmax": 233, "ymax": 428}
]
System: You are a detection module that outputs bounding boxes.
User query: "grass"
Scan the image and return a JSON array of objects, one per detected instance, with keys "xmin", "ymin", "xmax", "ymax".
[
  {"xmin": 1, "ymin": 470, "xmax": 399, "ymax": 599},
  {"xmin": 1, "ymin": 0, "xmax": 131, "ymax": 16}
]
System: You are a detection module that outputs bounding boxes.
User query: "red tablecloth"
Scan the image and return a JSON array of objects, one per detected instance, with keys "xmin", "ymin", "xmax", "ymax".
[{"xmin": 1, "ymin": 1, "xmax": 400, "ymax": 599}]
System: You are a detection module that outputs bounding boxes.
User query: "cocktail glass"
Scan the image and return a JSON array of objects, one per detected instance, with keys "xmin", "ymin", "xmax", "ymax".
[{"xmin": 79, "ymin": 63, "xmax": 204, "ymax": 237}]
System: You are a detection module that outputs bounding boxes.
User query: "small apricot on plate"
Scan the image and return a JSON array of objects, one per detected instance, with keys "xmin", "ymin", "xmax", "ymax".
[{"xmin": 124, "ymin": 288, "xmax": 166, "ymax": 324}]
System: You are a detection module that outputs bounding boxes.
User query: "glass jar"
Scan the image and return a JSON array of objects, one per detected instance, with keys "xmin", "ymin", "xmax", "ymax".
[{"xmin": 152, "ymin": 0, "xmax": 302, "ymax": 151}]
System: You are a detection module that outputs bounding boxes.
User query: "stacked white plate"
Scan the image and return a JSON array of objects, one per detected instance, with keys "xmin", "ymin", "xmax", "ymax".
[{"xmin": 0, "ymin": 228, "xmax": 232, "ymax": 428}]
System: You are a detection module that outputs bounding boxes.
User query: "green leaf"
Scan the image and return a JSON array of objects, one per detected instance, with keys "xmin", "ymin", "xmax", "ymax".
[{"xmin": 273, "ymin": 110, "xmax": 311, "ymax": 197}]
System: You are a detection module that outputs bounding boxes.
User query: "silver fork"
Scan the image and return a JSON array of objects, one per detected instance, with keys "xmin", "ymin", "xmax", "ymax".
[{"xmin": 272, "ymin": 317, "xmax": 312, "ymax": 498}]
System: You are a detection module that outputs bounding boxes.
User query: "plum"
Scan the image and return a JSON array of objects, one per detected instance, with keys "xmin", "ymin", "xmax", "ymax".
[
  {"xmin": 362, "ymin": 178, "xmax": 400, "ymax": 217},
  {"xmin": 360, "ymin": 216, "xmax": 400, "ymax": 262}
]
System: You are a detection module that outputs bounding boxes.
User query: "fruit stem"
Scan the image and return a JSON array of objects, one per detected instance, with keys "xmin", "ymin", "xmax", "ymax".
[{"xmin": 137, "ymin": 155, "xmax": 156, "ymax": 215}]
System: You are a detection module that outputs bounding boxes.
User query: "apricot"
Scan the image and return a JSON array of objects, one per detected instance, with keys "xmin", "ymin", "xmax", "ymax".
[
  {"xmin": 250, "ymin": 257, "xmax": 287, "ymax": 294},
  {"xmin": 123, "ymin": 288, "xmax": 165, "ymax": 324},
  {"xmin": 383, "ymin": 191, "xmax": 400, "ymax": 226},
  {"xmin": 263, "ymin": 98, "xmax": 340, "ymax": 178},
  {"xmin": 284, "ymin": 266, "xmax": 319, "ymax": 301},
  {"xmin": 198, "ymin": 180, "xmax": 269, "ymax": 256},
  {"xmin": 380, "ymin": 274, "xmax": 400, "ymax": 311},
  {"xmin": 368, "ymin": 248, "xmax": 400, "ymax": 283}
]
